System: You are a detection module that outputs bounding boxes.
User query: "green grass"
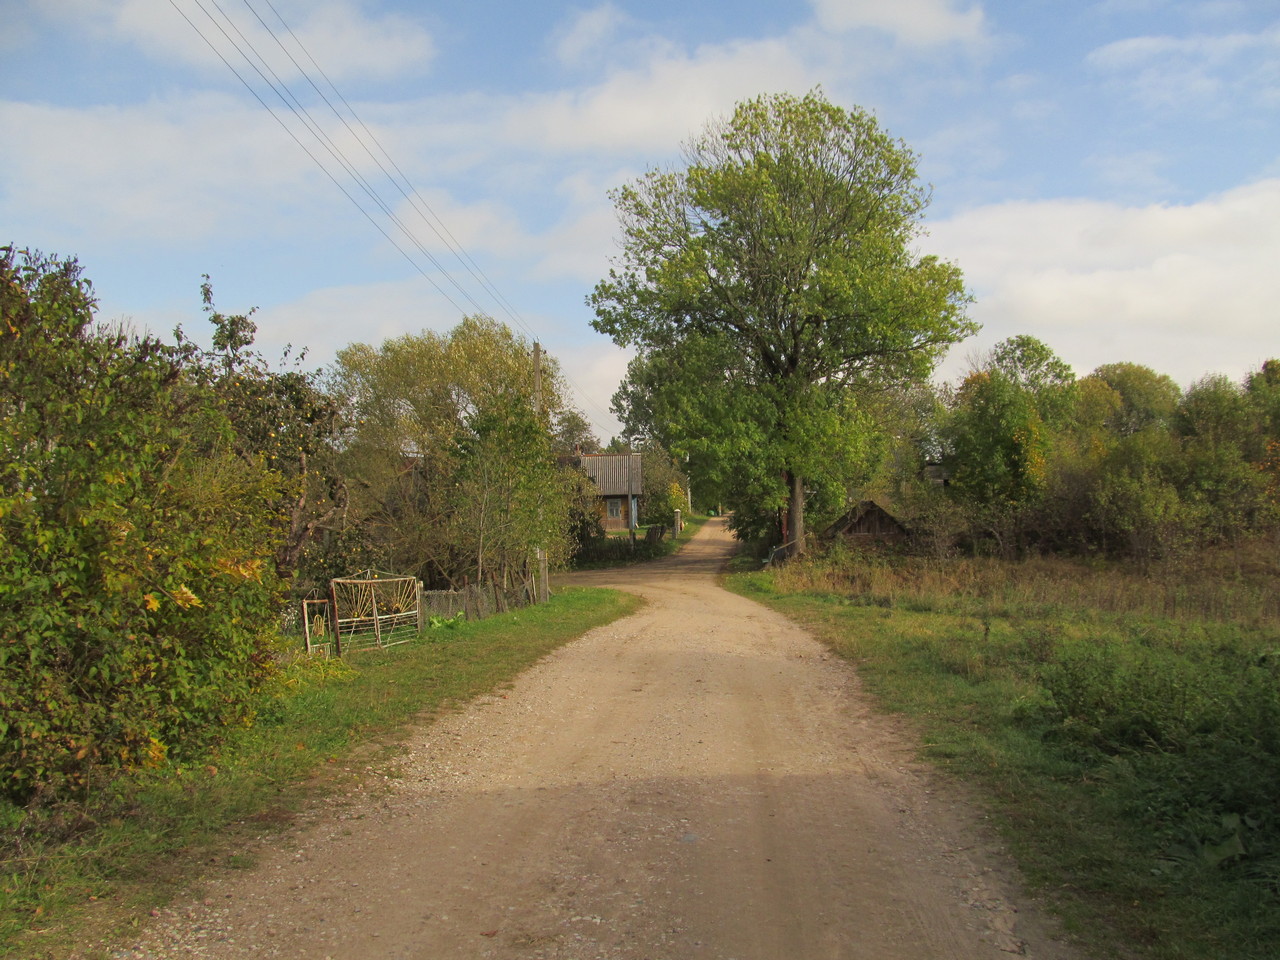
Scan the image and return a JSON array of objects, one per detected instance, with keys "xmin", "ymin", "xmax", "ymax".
[
  {"xmin": 0, "ymin": 586, "xmax": 641, "ymax": 960},
  {"xmin": 725, "ymin": 557, "xmax": 1280, "ymax": 960}
]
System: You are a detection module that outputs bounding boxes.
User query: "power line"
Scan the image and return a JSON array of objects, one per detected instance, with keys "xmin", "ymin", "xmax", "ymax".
[
  {"xmin": 166, "ymin": 0, "xmax": 469, "ymax": 317},
  {"xmin": 168, "ymin": 0, "xmax": 620, "ymax": 438},
  {"xmin": 252, "ymin": 0, "xmax": 539, "ymax": 344},
  {"xmin": 246, "ymin": 0, "xmax": 621, "ymax": 432},
  {"xmin": 189, "ymin": 0, "xmax": 504, "ymax": 323}
]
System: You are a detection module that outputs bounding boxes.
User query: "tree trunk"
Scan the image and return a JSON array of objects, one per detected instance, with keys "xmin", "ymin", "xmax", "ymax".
[
  {"xmin": 788, "ymin": 471, "xmax": 806, "ymax": 557},
  {"xmin": 274, "ymin": 470, "xmax": 348, "ymax": 579}
]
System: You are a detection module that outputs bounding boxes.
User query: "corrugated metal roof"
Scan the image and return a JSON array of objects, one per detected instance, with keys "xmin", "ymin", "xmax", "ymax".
[{"xmin": 579, "ymin": 453, "xmax": 642, "ymax": 496}]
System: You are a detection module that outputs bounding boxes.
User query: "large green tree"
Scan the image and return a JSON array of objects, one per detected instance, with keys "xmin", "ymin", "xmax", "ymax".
[
  {"xmin": 940, "ymin": 336, "xmax": 1076, "ymax": 553},
  {"xmin": 327, "ymin": 316, "xmax": 590, "ymax": 587},
  {"xmin": 591, "ymin": 90, "xmax": 974, "ymax": 552}
]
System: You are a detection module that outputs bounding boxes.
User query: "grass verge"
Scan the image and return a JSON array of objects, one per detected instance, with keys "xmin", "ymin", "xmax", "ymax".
[
  {"xmin": 1, "ymin": 586, "xmax": 640, "ymax": 960},
  {"xmin": 724, "ymin": 559, "xmax": 1280, "ymax": 960}
]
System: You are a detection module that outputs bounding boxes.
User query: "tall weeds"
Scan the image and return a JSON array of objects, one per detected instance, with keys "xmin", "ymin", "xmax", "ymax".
[{"xmin": 771, "ymin": 541, "xmax": 1280, "ymax": 625}]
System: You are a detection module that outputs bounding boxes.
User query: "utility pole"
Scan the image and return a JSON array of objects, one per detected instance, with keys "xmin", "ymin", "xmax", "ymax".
[
  {"xmin": 533, "ymin": 341, "xmax": 542, "ymax": 409},
  {"xmin": 533, "ymin": 343, "xmax": 549, "ymax": 604}
]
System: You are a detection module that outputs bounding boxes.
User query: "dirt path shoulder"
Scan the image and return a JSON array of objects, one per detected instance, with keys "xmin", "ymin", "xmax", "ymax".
[{"xmin": 117, "ymin": 518, "xmax": 1081, "ymax": 960}]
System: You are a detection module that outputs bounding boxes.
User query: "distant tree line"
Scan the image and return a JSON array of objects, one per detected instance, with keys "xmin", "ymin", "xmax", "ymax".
[
  {"xmin": 882, "ymin": 335, "xmax": 1280, "ymax": 565},
  {"xmin": 615, "ymin": 326, "xmax": 1280, "ymax": 562}
]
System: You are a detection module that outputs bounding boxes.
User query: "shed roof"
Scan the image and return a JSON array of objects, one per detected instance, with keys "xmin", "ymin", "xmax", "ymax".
[
  {"xmin": 822, "ymin": 500, "xmax": 908, "ymax": 538},
  {"xmin": 579, "ymin": 453, "xmax": 642, "ymax": 496}
]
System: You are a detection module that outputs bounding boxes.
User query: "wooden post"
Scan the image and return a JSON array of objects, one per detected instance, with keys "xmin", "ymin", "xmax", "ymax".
[
  {"xmin": 533, "ymin": 342, "xmax": 549, "ymax": 604},
  {"xmin": 370, "ymin": 581, "xmax": 382, "ymax": 647},
  {"xmin": 328, "ymin": 579, "xmax": 342, "ymax": 658},
  {"xmin": 301, "ymin": 599, "xmax": 312, "ymax": 654},
  {"xmin": 416, "ymin": 580, "xmax": 425, "ymax": 633}
]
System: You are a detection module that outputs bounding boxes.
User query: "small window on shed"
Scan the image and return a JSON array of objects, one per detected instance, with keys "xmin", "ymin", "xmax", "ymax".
[{"xmin": 607, "ymin": 499, "xmax": 621, "ymax": 519}]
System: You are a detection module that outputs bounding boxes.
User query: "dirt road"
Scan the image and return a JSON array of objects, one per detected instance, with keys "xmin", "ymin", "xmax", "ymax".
[{"xmin": 119, "ymin": 519, "xmax": 1078, "ymax": 959}]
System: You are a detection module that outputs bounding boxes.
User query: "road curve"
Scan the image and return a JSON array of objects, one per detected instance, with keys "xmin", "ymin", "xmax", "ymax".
[{"xmin": 117, "ymin": 518, "xmax": 1078, "ymax": 960}]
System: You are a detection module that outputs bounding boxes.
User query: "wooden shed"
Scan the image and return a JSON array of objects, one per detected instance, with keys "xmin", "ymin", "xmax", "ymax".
[{"xmin": 822, "ymin": 500, "xmax": 908, "ymax": 540}]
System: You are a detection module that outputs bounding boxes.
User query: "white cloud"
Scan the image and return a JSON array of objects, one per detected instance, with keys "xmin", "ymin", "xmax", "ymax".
[
  {"xmin": 245, "ymin": 277, "xmax": 465, "ymax": 368},
  {"xmin": 229, "ymin": 278, "xmax": 629, "ymax": 439},
  {"xmin": 379, "ymin": 174, "xmax": 621, "ymax": 288},
  {"xmin": 391, "ymin": 188, "xmax": 532, "ymax": 265},
  {"xmin": 504, "ymin": 37, "xmax": 815, "ymax": 153},
  {"xmin": 1089, "ymin": 29, "xmax": 1263, "ymax": 69},
  {"xmin": 1090, "ymin": 0, "xmax": 1170, "ymax": 16},
  {"xmin": 0, "ymin": 94, "xmax": 333, "ymax": 243},
  {"xmin": 1087, "ymin": 24, "xmax": 1280, "ymax": 110},
  {"xmin": 270, "ymin": 2, "xmax": 436, "ymax": 82},
  {"xmin": 1085, "ymin": 150, "xmax": 1177, "ymax": 198},
  {"xmin": 810, "ymin": 0, "xmax": 988, "ymax": 47},
  {"xmin": 503, "ymin": 0, "xmax": 997, "ymax": 158},
  {"xmin": 918, "ymin": 118, "xmax": 1006, "ymax": 182},
  {"xmin": 928, "ymin": 179, "xmax": 1280, "ymax": 383},
  {"xmin": 534, "ymin": 201, "xmax": 620, "ymax": 285},
  {"xmin": 553, "ymin": 3, "xmax": 633, "ymax": 67},
  {"xmin": 39, "ymin": 0, "xmax": 435, "ymax": 82},
  {"xmin": 550, "ymin": 339, "xmax": 633, "ymax": 439}
]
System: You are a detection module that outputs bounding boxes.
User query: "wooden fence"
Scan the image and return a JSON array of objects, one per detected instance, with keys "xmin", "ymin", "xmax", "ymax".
[{"xmin": 302, "ymin": 574, "xmax": 541, "ymax": 656}]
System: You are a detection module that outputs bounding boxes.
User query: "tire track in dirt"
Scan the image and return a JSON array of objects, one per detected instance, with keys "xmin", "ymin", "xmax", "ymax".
[{"xmin": 115, "ymin": 518, "xmax": 1080, "ymax": 960}]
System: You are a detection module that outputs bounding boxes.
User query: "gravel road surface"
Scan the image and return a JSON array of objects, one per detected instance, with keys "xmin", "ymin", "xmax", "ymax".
[{"xmin": 116, "ymin": 518, "xmax": 1079, "ymax": 960}]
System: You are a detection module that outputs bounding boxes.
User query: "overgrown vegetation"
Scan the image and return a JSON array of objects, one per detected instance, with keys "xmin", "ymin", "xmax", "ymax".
[
  {"xmin": 728, "ymin": 541, "xmax": 1280, "ymax": 960},
  {"xmin": 324, "ymin": 318, "xmax": 597, "ymax": 593},
  {"xmin": 0, "ymin": 242, "xmax": 648, "ymax": 955},
  {"xmin": 0, "ymin": 587, "xmax": 639, "ymax": 959},
  {"xmin": 871, "ymin": 337, "xmax": 1280, "ymax": 568},
  {"xmin": 0, "ymin": 248, "xmax": 287, "ymax": 803},
  {"xmin": 1, "ymin": 246, "xmax": 609, "ymax": 809}
]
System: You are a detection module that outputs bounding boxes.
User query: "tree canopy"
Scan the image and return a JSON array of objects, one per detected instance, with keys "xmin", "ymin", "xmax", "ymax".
[
  {"xmin": 326, "ymin": 316, "xmax": 592, "ymax": 588},
  {"xmin": 591, "ymin": 90, "xmax": 974, "ymax": 550}
]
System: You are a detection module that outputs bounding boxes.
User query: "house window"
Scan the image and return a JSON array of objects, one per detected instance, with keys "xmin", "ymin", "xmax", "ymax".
[{"xmin": 607, "ymin": 499, "xmax": 621, "ymax": 519}]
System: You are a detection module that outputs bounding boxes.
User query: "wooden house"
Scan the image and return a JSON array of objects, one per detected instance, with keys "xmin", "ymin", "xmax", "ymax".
[{"xmin": 578, "ymin": 453, "xmax": 643, "ymax": 531}]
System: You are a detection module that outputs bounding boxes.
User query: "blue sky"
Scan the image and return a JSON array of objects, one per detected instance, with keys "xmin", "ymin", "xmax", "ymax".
[{"xmin": 3, "ymin": 0, "xmax": 1277, "ymax": 441}]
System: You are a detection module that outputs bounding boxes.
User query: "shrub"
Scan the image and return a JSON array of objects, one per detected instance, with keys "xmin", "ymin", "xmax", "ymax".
[
  {"xmin": 572, "ymin": 533, "xmax": 668, "ymax": 566},
  {"xmin": 0, "ymin": 248, "xmax": 283, "ymax": 802}
]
